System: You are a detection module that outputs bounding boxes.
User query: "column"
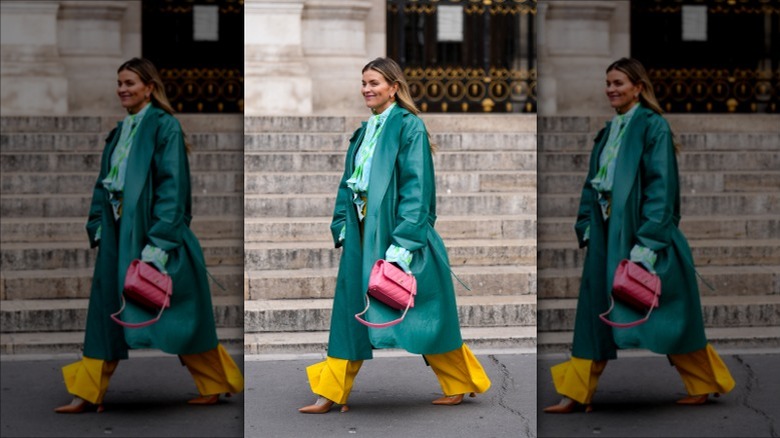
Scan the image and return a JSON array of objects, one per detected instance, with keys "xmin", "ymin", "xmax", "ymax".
[
  {"xmin": 57, "ymin": 1, "xmax": 128, "ymax": 114},
  {"xmin": 539, "ymin": 0, "xmax": 629, "ymax": 115},
  {"xmin": 302, "ymin": 0, "xmax": 372, "ymax": 114},
  {"xmin": 0, "ymin": 1, "xmax": 68, "ymax": 115},
  {"xmin": 244, "ymin": 0, "xmax": 313, "ymax": 115}
]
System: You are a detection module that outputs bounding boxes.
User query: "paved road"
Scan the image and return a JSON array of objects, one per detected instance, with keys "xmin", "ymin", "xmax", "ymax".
[
  {"xmin": 0, "ymin": 351, "xmax": 244, "ymax": 438},
  {"xmin": 244, "ymin": 350, "xmax": 537, "ymax": 438},
  {"xmin": 537, "ymin": 349, "xmax": 780, "ymax": 438},
  {"xmin": 3, "ymin": 348, "xmax": 776, "ymax": 437}
]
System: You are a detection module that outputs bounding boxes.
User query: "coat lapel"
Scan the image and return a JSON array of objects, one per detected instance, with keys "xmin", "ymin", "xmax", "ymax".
[
  {"xmin": 365, "ymin": 107, "xmax": 404, "ymax": 220},
  {"xmin": 590, "ymin": 123, "xmax": 610, "ymax": 177},
  {"xmin": 610, "ymin": 106, "xmax": 650, "ymax": 228},
  {"xmin": 101, "ymin": 124, "xmax": 122, "ymax": 176},
  {"xmin": 347, "ymin": 122, "xmax": 368, "ymax": 175},
  {"xmin": 121, "ymin": 106, "xmax": 161, "ymax": 227}
]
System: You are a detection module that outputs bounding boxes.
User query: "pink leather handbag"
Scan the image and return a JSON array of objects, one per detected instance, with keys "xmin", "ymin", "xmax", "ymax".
[
  {"xmin": 599, "ymin": 259, "xmax": 662, "ymax": 328},
  {"xmin": 355, "ymin": 259, "xmax": 417, "ymax": 328},
  {"xmin": 111, "ymin": 259, "xmax": 173, "ymax": 328}
]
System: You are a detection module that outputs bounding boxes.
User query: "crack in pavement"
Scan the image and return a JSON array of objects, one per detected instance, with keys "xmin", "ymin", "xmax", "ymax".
[
  {"xmin": 734, "ymin": 354, "xmax": 778, "ymax": 437},
  {"xmin": 488, "ymin": 354, "xmax": 533, "ymax": 437}
]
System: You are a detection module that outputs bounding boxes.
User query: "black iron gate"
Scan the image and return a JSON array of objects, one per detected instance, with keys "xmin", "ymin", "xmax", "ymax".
[
  {"xmin": 631, "ymin": 0, "xmax": 779, "ymax": 113},
  {"xmin": 387, "ymin": 0, "xmax": 536, "ymax": 113},
  {"xmin": 142, "ymin": 0, "xmax": 243, "ymax": 113}
]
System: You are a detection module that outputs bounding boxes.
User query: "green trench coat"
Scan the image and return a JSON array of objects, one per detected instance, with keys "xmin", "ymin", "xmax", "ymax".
[
  {"xmin": 571, "ymin": 105, "xmax": 707, "ymax": 361},
  {"xmin": 326, "ymin": 107, "xmax": 463, "ymax": 361},
  {"xmin": 82, "ymin": 105, "xmax": 218, "ymax": 361}
]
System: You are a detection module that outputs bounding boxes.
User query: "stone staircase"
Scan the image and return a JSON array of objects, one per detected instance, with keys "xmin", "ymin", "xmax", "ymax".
[
  {"xmin": 244, "ymin": 115, "xmax": 538, "ymax": 354},
  {"xmin": 537, "ymin": 115, "xmax": 780, "ymax": 352},
  {"xmin": 0, "ymin": 115, "xmax": 244, "ymax": 355}
]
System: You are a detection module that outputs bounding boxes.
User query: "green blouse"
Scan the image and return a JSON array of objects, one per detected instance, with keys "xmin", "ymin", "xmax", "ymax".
[
  {"xmin": 339, "ymin": 103, "xmax": 413, "ymax": 272},
  {"xmin": 96, "ymin": 103, "xmax": 169, "ymax": 273},
  {"xmin": 585, "ymin": 103, "xmax": 657, "ymax": 271}
]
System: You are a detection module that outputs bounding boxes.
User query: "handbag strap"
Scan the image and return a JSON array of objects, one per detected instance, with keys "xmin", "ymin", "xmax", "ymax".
[
  {"xmin": 110, "ymin": 293, "xmax": 170, "ymax": 329},
  {"xmin": 598, "ymin": 290, "xmax": 659, "ymax": 328},
  {"xmin": 354, "ymin": 292, "xmax": 413, "ymax": 328}
]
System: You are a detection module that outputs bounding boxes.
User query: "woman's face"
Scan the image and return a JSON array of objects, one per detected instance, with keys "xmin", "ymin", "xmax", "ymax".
[
  {"xmin": 605, "ymin": 69, "xmax": 642, "ymax": 114},
  {"xmin": 362, "ymin": 69, "xmax": 398, "ymax": 114},
  {"xmin": 117, "ymin": 69, "xmax": 153, "ymax": 114}
]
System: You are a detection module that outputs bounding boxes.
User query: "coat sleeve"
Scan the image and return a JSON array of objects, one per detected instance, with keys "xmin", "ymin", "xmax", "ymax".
[
  {"xmin": 634, "ymin": 117, "xmax": 677, "ymax": 252},
  {"xmin": 86, "ymin": 177, "xmax": 104, "ymax": 248},
  {"xmin": 85, "ymin": 128, "xmax": 117, "ymax": 248},
  {"xmin": 391, "ymin": 119, "xmax": 432, "ymax": 252},
  {"xmin": 574, "ymin": 129, "xmax": 605, "ymax": 248},
  {"xmin": 146, "ymin": 118, "xmax": 188, "ymax": 251},
  {"xmin": 330, "ymin": 128, "xmax": 362, "ymax": 248},
  {"xmin": 575, "ymin": 179, "xmax": 594, "ymax": 248}
]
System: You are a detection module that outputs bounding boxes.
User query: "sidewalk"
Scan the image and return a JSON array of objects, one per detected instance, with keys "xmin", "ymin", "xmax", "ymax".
[
  {"xmin": 2, "ymin": 348, "xmax": 775, "ymax": 437},
  {"xmin": 537, "ymin": 349, "xmax": 780, "ymax": 438},
  {"xmin": 0, "ymin": 351, "xmax": 244, "ymax": 438},
  {"xmin": 244, "ymin": 349, "xmax": 537, "ymax": 438}
]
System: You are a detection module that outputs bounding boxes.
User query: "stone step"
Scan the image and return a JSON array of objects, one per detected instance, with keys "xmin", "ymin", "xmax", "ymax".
[
  {"xmin": 538, "ymin": 132, "xmax": 780, "ymax": 153},
  {"xmin": 1, "ymin": 132, "xmax": 242, "ymax": 153},
  {"xmin": 539, "ymin": 192, "xmax": 780, "ymax": 217},
  {"xmin": 244, "ymin": 214, "xmax": 536, "ymax": 242},
  {"xmin": 538, "ymin": 215, "xmax": 780, "ymax": 242},
  {"xmin": 0, "ymin": 216, "xmax": 243, "ymax": 243},
  {"xmin": 244, "ymin": 239, "xmax": 536, "ymax": 271},
  {"xmin": 537, "ymin": 326, "xmax": 780, "ymax": 354},
  {"xmin": 1, "ymin": 327, "xmax": 243, "ymax": 356},
  {"xmin": 0, "ymin": 265, "xmax": 242, "ymax": 300},
  {"xmin": 538, "ymin": 239, "xmax": 780, "ymax": 270},
  {"xmin": 245, "ymin": 326, "xmax": 537, "ymax": 355},
  {"xmin": 0, "ymin": 193, "xmax": 242, "ymax": 217},
  {"xmin": 0, "ymin": 295, "xmax": 243, "ymax": 333},
  {"xmin": 244, "ymin": 265, "xmax": 537, "ymax": 300},
  {"xmin": 245, "ymin": 150, "xmax": 538, "ymax": 173},
  {"xmin": 537, "ymin": 295, "xmax": 780, "ymax": 332},
  {"xmin": 243, "ymin": 116, "xmax": 346, "ymax": 133},
  {"xmin": 1, "ymin": 172, "xmax": 243, "ymax": 195},
  {"xmin": 244, "ymin": 132, "xmax": 537, "ymax": 152},
  {"xmin": 245, "ymin": 171, "xmax": 536, "ymax": 195},
  {"xmin": 0, "ymin": 151, "xmax": 243, "ymax": 173},
  {"xmin": 538, "ymin": 151, "xmax": 780, "ymax": 173},
  {"xmin": 1, "ymin": 133, "xmax": 104, "ymax": 153},
  {"xmin": 539, "ymin": 114, "xmax": 780, "ymax": 134},
  {"xmin": 245, "ymin": 114, "xmax": 535, "ymax": 134},
  {"xmin": 1, "ymin": 239, "xmax": 243, "ymax": 271},
  {"xmin": 245, "ymin": 192, "xmax": 536, "ymax": 217},
  {"xmin": 537, "ymin": 265, "xmax": 780, "ymax": 299},
  {"xmin": 244, "ymin": 295, "xmax": 536, "ymax": 332},
  {"xmin": 1, "ymin": 114, "xmax": 243, "ymax": 134},
  {"xmin": 538, "ymin": 171, "xmax": 780, "ymax": 194}
]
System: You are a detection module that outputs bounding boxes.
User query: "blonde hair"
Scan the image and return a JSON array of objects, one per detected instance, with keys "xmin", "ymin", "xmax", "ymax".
[
  {"xmin": 118, "ymin": 57, "xmax": 191, "ymax": 153},
  {"xmin": 607, "ymin": 57, "xmax": 680, "ymax": 153},
  {"xmin": 362, "ymin": 57, "xmax": 436, "ymax": 152}
]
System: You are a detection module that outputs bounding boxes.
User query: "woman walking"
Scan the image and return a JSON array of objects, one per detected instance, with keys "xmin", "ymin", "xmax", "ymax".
[
  {"xmin": 543, "ymin": 58, "xmax": 735, "ymax": 413},
  {"xmin": 298, "ymin": 57, "xmax": 491, "ymax": 414},
  {"xmin": 55, "ymin": 57, "xmax": 243, "ymax": 413}
]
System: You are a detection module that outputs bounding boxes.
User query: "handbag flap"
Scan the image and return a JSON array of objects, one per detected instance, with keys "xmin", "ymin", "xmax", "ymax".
[
  {"xmin": 377, "ymin": 260, "xmax": 416, "ymax": 295},
  {"xmin": 133, "ymin": 260, "xmax": 172, "ymax": 294},
  {"xmin": 623, "ymin": 260, "xmax": 661, "ymax": 295}
]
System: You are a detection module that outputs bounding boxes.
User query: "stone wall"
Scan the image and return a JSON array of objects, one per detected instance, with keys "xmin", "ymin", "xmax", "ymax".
[
  {"xmin": 0, "ymin": 0, "xmax": 141, "ymax": 116},
  {"xmin": 537, "ymin": 0, "xmax": 630, "ymax": 116}
]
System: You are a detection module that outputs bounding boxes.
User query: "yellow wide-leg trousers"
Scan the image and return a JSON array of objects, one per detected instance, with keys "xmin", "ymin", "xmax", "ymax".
[
  {"xmin": 305, "ymin": 344, "xmax": 491, "ymax": 405},
  {"xmin": 550, "ymin": 344, "xmax": 736, "ymax": 404},
  {"xmin": 61, "ymin": 344, "xmax": 244, "ymax": 404}
]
